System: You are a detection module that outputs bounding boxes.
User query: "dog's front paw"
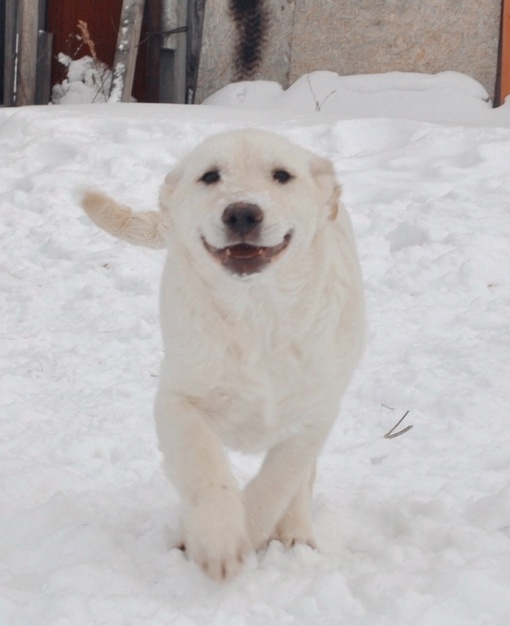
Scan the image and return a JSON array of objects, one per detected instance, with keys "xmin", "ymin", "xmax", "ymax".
[
  {"xmin": 271, "ymin": 515, "xmax": 318, "ymax": 550},
  {"xmin": 183, "ymin": 490, "xmax": 250, "ymax": 581}
]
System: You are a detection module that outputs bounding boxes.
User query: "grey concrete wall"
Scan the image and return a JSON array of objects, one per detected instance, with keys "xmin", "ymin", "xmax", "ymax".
[
  {"xmin": 196, "ymin": 0, "xmax": 295, "ymax": 102},
  {"xmin": 196, "ymin": 0, "xmax": 501, "ymax": 103}
]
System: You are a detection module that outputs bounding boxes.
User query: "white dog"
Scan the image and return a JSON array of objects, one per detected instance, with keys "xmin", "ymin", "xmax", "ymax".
[{"xmin": 82, "ymin": 129, "xmax": 364, "ymax": 581}]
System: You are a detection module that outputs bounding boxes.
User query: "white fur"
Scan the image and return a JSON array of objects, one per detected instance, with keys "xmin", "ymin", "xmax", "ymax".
[{"xmin": 82, "ymin": 129, "xmax": 365, "ymax": 582}]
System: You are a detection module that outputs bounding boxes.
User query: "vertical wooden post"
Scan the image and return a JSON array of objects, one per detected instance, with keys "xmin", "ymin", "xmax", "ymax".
[
  {"xmin": 500, "ymin": 0, "xmax": 510, "ymax": 103},
  {"xmin": 3, "ymin": 0, "xmax": 18, "ymax": 106},
  {"xmin": 35, "ymin": 31, "xmax": 54, "ymax": 104},
  {"xmin": 187, "ymin": 0, "xmax": 206, "ymax": 103},
  {"xmin": 173, "ymin": 0, "xmax": 188, "ymax": 103},
  {"xmin": 16, "ymin": 0, "xmax": 39, "ymax": 106},
  {"xmin": 110, "ymin": 0, "xmax": 146, "ymax": 102},
  {"xmin": 146, "ymin": 0, "xmax": 162, "ymax": 102}
]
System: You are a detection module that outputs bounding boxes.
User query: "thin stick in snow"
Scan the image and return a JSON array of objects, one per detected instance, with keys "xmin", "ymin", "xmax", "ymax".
[{"xmin": 384, "ymin": 410, "xmax": 413, "ymax": 439}]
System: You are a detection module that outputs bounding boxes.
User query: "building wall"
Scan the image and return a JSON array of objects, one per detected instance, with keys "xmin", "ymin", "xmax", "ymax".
[
  {"xmin": 195, "ymin": 0, "xmax": 295, "ymax": 102},
  {"xmin": 196, "ymin": 0, "xmax": 501, "ymax": 103}
]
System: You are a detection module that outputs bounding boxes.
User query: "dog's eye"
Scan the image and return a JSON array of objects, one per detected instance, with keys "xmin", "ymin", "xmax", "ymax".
[
  {"xmin": 272, "ymin": 169, "xmax": 293, "ymax": 184},
  {"xmin": 200, "ymin": 170, "xmax": 221, "ymax": 185}
]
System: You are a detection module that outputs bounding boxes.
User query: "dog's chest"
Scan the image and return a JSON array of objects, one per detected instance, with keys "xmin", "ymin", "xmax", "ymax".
[
  {"xmin": 199, "ymin": 369, "xmax": 315, "ymax": 451},
  {"xmin": 161, "ymin": 263, "xmax": 353, "ymax": 452},
  {"xmin": 188, "ymin": 327, "xmax": 337, "ymax": 452}
]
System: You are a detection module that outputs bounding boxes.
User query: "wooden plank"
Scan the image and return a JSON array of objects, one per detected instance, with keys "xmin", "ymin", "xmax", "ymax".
[
  {"xmin": 187, "ymin": 0, "xmax": 206, "ymax": 103},
  {"xmin": 110, "ymin": 0, "xmax": 146, "ymax": 102},
  {"xmin": 174, "ymin": 0, "xmax": 188, "ymax": 103},
  {"xmin": 500, "ymin": 0, "xmax": 510, "ymax": 103},
  {"xmin": 16, "ymin": 0, "xmax": 39, "ymax": 106},
  {"xmin": 3, "ymin": 0, "xmax": 18, "ymax": 106},
  {"xmin": 35, "ymin": 31, "xmax": 53, "ymax": 105},
  {"xmin": 146, "ymin": 0, "xmax": 162, "ymax": 102}
]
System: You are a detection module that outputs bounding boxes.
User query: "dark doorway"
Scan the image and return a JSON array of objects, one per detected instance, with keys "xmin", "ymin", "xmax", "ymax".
[{"xmin": 46, "ymin": 0, "xmax": 149, "ymax": 101}]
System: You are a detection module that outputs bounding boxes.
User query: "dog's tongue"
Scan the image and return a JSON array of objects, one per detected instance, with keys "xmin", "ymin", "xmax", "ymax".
[{"xmin": 226, "ymin": 244, "xmax": 263, "ymax": 259}]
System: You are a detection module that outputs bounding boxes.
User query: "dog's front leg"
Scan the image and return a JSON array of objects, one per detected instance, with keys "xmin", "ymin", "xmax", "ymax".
[
  {"xmin": 272, "ymin": 463, "xmax": 318, "ymax": 549},
  {"xmin": 244, "ymin": 425, "xmax": 329, "ymax": 550},
  {"xmin": 155, "ymin": 389, "xmax": 249, "ymax": 581}
]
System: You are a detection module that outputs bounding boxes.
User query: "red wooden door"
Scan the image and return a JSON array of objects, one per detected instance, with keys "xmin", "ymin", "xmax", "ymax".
[{"xmin": 46, "ymin": 0, "xmax": 148, "ymax": 101}]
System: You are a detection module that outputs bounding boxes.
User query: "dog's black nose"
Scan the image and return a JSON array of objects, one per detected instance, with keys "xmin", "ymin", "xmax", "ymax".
[{"xmin": 222, "ymin": 203, "xmax": 263, "ymax": 236}]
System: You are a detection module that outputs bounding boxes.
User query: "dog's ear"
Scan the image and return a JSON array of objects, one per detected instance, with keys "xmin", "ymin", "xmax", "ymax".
[{"xmin": 310, "ymin": 156, "xmax": 341, "ymax": 221}]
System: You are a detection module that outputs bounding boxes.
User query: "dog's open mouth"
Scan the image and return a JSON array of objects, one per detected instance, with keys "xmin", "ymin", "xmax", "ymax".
[{"xmin": 203, "ymin": 233, "xmax": 292, "ymax": 275}]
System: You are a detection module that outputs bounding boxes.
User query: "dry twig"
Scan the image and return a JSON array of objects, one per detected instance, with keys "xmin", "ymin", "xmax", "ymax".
[
  {"xmin": 306, "ymin": 75, "xmax": 336, "ymax": 111},
  {"xmin": 77, "ymin": 20, "xmax": 98, "ymax": 63},
  {"xmin": 384, "ymin": 410, "xmax": 413, "ymax": 439}
]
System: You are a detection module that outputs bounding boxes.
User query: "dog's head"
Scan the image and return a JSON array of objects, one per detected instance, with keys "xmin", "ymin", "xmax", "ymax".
[{"xmin": 161, "ymin": 129, "xmax": 340, "ymax": 277}]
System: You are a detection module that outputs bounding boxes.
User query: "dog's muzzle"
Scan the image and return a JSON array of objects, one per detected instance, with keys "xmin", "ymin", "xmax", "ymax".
[
  {"xmin": 203, "ymin": 202, "xmax": 292, "ymax": 275},
  {"xmin": 203, "ymin": 234, "xmax": 291, "ymax": 275}
]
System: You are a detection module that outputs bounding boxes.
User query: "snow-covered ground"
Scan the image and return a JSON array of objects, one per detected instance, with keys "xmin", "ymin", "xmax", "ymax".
[{"xmin": 1, "ymin": 71, "xmax": 510, "ymax": 625}]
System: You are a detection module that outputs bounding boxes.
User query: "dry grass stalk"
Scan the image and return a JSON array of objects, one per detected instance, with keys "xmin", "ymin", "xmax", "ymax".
[
  {"xmin": 77, "ymin": 20, "xmax": 98, "ymax": 63},
  {"xmin": 384, "ymin": 410, "xmax": 413, "ymax": 439}
]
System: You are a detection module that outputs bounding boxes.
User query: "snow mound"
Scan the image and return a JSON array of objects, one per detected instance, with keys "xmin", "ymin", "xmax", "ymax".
[
  {"xmin": 204, "ymin": 70, "xmax": 510, "ymax": 126},
  {"xmin": 51, "ymin": 54, "xmax": 113, "ymax": 105}
]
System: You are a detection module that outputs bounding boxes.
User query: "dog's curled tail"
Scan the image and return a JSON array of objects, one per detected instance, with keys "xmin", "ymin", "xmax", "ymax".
[{"xmin": 82, "ymin": 191, "xmax": 167, "ymax": 249}]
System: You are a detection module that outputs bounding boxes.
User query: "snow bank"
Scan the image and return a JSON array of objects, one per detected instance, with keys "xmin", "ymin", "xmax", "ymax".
[
  {"xmin": 51, "ymin": 54, "xmax": 113, "ymax": 105},
  {"xmin": 204, "ymin": 70, "xmax": 510, "ymax": 126}
]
